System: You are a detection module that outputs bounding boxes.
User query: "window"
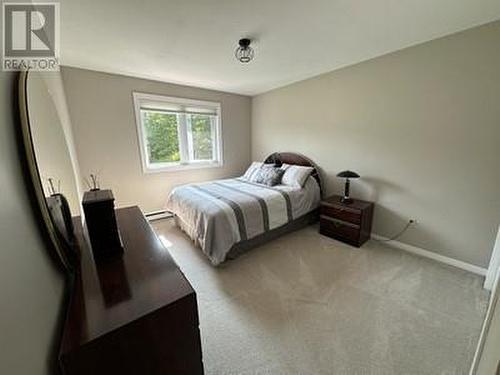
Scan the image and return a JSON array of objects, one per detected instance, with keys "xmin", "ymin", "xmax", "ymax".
[{"xmin": 133, "ymin": 92, "xmax": 223, "ymax": 173}]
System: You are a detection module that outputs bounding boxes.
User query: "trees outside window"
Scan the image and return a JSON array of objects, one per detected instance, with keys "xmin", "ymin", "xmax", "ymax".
[{"xmin": 134, "ymin": 92, "xmax": 222, "ymax": 173}]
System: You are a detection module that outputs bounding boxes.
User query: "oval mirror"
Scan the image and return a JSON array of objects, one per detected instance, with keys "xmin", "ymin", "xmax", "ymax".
[{"xmin": 18, "ymin": 70, "xmax": 81, "ymax": 272}]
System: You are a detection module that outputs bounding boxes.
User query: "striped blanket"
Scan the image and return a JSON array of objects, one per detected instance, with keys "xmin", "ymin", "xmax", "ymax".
[{"xmin": 166, "ymin": 177, "xmax": 320, "ymax": 265}]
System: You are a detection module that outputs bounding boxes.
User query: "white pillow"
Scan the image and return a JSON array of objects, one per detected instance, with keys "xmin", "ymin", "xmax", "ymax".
[{"xmin": 281, "ymin": 163, "xmax": 314, "ymax": 188}]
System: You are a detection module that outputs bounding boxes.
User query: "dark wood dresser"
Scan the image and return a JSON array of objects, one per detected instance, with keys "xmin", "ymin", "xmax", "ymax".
[
  {"xmin": 59, "ymin": 206, "xmax": 203, "ymax": 375},
  {"xmin": 319, "ymin": 195, "xmax": 374, "ymax": 247}
]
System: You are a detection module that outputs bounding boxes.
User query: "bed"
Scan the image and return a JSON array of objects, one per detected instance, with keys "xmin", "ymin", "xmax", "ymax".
[{"xmin": 166, "ymin": 152, "xmax": 323, "ymax": 265}]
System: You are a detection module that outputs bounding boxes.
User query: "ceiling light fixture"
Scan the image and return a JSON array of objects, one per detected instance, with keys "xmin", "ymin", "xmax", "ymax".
[{"xmin": 235, "ymin": 38, "xmax": 254, "ymax": 63}]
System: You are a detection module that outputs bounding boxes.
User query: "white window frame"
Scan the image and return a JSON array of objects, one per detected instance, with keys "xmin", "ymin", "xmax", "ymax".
[{"xmin": 133, "ymin": 92, "xmax": 223, "ymax": 173}]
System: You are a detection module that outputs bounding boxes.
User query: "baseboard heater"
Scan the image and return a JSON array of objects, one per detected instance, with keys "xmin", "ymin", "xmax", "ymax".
[{"xmin": 144, "ymin": 210, "xmax": 173, "ymax": 221}]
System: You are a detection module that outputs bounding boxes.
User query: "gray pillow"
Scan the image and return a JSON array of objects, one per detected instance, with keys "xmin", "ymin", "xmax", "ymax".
[
  {"xmin": 255, "ymin": 167, "xmax": 285, "ymax": 186},
  {"xmin": 243, "ymin": 162, "xmax": 276, "ymax": 182}
]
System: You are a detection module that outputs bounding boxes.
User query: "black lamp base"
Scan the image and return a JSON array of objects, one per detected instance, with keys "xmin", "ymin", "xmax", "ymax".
[{"xmin": 341, "ymin": 178, "xmax": 353, "ymax": 204}]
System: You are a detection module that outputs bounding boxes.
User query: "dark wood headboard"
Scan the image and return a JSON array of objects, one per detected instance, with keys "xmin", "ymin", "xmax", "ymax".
[{"xmin": 264, "ymin": 152, "xmax": 323, "ymax": 197}]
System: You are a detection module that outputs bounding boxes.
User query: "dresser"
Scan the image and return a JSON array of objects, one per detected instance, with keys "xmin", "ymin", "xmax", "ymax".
[
  {"xmin": 59, "ymin": 206, "xmax": 204, "ymax": 375},
  {"xmin": 319, "ymin": 195, "xmax": 374, "ymax": 247}
]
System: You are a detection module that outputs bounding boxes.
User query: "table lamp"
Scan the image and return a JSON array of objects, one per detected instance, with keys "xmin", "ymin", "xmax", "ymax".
[{"xmin": 337, "ymin": 170, "xmax": 360, "ymax": 203}]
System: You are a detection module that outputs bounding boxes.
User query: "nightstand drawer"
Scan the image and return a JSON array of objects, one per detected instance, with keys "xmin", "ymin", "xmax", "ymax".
[
  {"xmin": 320, "ymin": 204, "xmax": 361, "ymax": 225},
  {"xmin": 320, "ymin": 215, "xmax": 360, "ymax": 243}
]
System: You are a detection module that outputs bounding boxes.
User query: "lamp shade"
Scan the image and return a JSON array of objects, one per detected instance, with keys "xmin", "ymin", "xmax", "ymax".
[{"xmin": 337, "ymin": 170, "xmax": 360, "ymax": 179}]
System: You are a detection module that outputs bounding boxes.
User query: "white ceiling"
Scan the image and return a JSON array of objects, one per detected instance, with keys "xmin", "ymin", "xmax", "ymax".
[{"xmin": 60, "ymin": 0, "xmax": 500, "ymax": 96}]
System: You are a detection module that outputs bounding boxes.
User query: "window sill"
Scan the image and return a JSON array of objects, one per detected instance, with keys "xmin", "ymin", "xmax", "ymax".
[{"xmin": 143, "ymin": 161, "xmax": 223, "ymax": 174}]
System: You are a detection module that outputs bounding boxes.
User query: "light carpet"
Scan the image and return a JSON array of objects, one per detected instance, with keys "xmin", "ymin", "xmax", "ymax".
[{"xmin": 151, "ymin": 219, "xmax": 489, "ymax": 375}]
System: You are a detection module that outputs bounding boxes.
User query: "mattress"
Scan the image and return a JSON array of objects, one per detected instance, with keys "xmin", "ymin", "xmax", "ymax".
[{"xmin": 165, "ymin": 176, "xmax": 320, "ymax": 265}]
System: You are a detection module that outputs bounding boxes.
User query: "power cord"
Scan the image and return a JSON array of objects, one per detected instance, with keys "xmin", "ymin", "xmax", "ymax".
[{"xmin": 373, "ymin": 219, "xmax": 415, "ymax": 242}]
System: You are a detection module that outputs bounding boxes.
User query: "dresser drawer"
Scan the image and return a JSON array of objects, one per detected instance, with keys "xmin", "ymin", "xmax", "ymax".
[
  {"xmin": 319, "ymin": 215, "xmax": 360, "ymax": 244},
  {"xmin": 320, "ymin": 204, "xmax": 361, "ymax": 225}
]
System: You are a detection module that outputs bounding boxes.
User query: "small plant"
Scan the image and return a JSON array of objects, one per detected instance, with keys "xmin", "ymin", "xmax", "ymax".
[
  {"xmin": 47, "ymin": 177, "xmax": 60, "ymax": 195},
  {"xmin": 84, "ymin": 173, "xmax": 100, "ymax": 191}
]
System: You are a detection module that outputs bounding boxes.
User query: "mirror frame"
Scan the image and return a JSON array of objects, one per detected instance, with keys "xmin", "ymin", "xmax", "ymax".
[{"xmin": 18, "ymin": 70, "xmax": 74, "ymax": 272}]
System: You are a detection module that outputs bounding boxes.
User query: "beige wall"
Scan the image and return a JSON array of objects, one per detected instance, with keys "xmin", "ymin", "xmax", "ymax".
[
  {"xmin": 0, "ymin": 74, "xmax": 65, "ymax": 373},
  {"xmin": 252, "ymin": 21, "xmax": 500, "ymax": 267},
  {"xmin": 62, "ymin": 67, "xmax": 252, "ymax": 213}
]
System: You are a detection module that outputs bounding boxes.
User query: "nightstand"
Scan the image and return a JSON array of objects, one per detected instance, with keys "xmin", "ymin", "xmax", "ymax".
[{"xmin": 319, "ymin": 195, "xmax": 374, "ymax": 247}]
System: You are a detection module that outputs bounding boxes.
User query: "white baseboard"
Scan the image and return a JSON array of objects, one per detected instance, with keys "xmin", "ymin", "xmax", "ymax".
[{"xmin": 371, "ymin": 234, "xmax": 487, "ymax": 276}]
